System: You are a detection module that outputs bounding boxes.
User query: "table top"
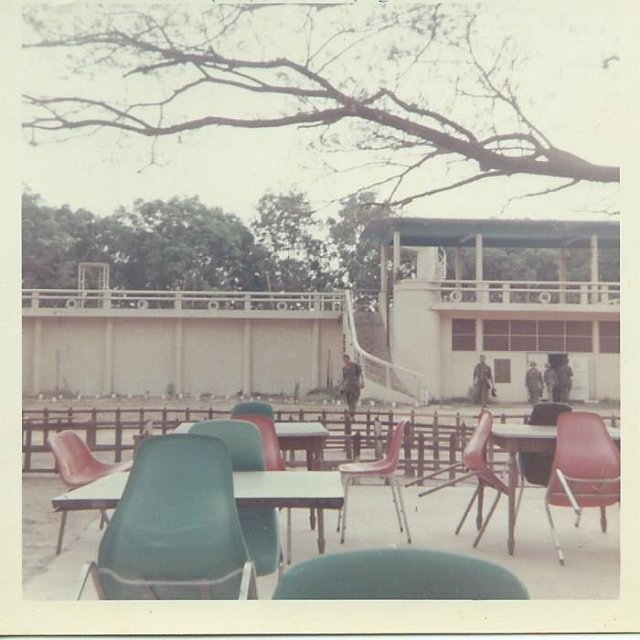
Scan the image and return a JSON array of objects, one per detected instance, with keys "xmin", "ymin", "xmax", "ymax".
[
  {"xmin": 492, "ymin": 422, "xmax": 621, "ymax": 440},
  {"xmin": 52, "ymin": 469, "xmax": 344, "ymax": 511},
  {"xmin": 174, "ymin": 421, "xmax": 329, "ymax": 438}
]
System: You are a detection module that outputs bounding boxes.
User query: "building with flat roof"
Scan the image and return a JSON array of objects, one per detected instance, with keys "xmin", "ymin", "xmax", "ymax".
[{"xmin": 359, "ymin": 217, "xmax": 620, "ymax": 403}]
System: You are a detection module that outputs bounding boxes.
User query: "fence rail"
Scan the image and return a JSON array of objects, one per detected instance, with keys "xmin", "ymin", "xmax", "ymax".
[
  {"xmin": 21, "ymin": 406, "xmax": 621, "ymax": 479},
  {"xmin": 22, "ymin": 289, "xmax": 345, "ymax": 313}
]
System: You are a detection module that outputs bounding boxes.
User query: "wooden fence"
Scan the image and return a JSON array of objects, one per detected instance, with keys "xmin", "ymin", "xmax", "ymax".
[{"xmin": 22, "ymin": 406, "xmax": 620, "ymax": 482}]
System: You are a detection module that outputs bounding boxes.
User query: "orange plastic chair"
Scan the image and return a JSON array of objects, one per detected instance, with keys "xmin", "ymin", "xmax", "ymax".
[
  {"xmin": 49, "ymin": 430, "xmax": 130, "ymax": 555},
  {"xmin": 545, "ymin": 412, "xmax": 620, "ymax": 565},
  {"xmin": 338, "ymin": 419, "xmax": 411, "ymax": 544}
]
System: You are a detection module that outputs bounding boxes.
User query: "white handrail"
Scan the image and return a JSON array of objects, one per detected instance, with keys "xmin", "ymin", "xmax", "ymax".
[{"xmin": 343, "ymin": 290, "xmax": 428, "ymax": 401}]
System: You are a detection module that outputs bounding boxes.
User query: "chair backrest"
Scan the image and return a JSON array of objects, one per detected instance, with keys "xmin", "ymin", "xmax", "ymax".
[
  {"xmin": 462, "ymin": 410, "xmax": 507, "ymax": 493},
  {"xmin": 548, "ymin": 412, "xmax": 620, "ymax": 507},
  {"xmin": 189, "ymin": 419, "xmax": 266, "ymax": 471},
  {"xmin": 529, "ymin": 402, "xmax": 572, "ymax": 426},
  {"xmin": 231, "ymin": 401, "xmax": 274, "ymax": 419},
  {"xmin": 48, "ymin": 430, "xmax": 110, "ymax": 487},
  {"xmin": 231, "ymin": 414, "xmax": 286, "ymax": 471},
  {"xmin": 384, "ymin": 419, "xmax": 409, "ymax": 468},
  {"xmin": 98, "ymin": 434, "xmax": 249, "ymax": 599},
  {"xmin": 272, "ymin": 548, "xmax": 529, "ymax": 599}
]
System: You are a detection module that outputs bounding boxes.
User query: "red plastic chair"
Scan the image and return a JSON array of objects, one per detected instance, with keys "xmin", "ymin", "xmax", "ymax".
[
  {"xmin": 232, "ymin": 414, "xmax": 286, "ymax": 471},
  {"xmin": 49, "ymin": 430, "xmax": 130, "ymax": 555},
  {"xmin": 231, "ymin": 413, "xmax": 298, "ymax": 563},
  {"xmin": 545, "ymin": 412, "xmax": 620, "ymax": 565},
  {"xmin": 416, "ymin": 410, "xmax": 507, "ymax": 547},
  {"xmin": 338, "ymin": 419, "xmax": 411, "ymax": 544}
]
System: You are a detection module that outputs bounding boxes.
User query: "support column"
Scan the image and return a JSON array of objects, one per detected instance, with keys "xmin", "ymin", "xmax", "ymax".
[
  {"xmin": 393, "ymin": 231, "xmax": 401, "ymax": 281},
  {"xmin": 379, "ymin": 244, "xmax": 388, "ymax": 325},
  {"xmin": 312, "ymin": 319, "xmax": 320, "ymax": 389},
  {"xmin": 243, "ymin": 319, "xmax": 252, "ymax": 395},
  {"xmin": 559, "ymin": 248, "xmax": 568, "ymax": 304},
  {"xmin": 454, "ymin": 247, "xmax": 463, "ymax": 282},
  {"xmin": 32, "ymin": 319, "xmax": 42, "ymax": 396},
  {"xmin": 592, "ymin": 320, "xmax": 600, "ymax": 401},
  {"xmin": 475, "ymin": 233, "xmax": 487, "ymax": 303},
  {"xmin": 590, "ymin": 234, "xmax": 599, "ymax": 303},
  {"xmin": 102, "ymin": 318, "xmax": 113, "ymax": 396},
  {"xmin": 174, "ymin": 319, "xmax": 183, "ymax": 396}
]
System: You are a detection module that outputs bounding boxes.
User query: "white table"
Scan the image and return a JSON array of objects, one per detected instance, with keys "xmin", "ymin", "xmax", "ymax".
[{"xmin": 52, "ymin": 469, "xmax": 344, "ymax": 554}]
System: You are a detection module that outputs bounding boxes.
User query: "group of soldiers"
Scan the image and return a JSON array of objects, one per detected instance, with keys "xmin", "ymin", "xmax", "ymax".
[{"xmin": 473, "ymin": 354, "xmax": 574, "ymax": 406}]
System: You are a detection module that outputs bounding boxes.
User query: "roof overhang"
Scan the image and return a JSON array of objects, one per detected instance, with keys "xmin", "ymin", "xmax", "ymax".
[{"xmin": 361, "ymin": 218, "xmax": 620, "ymax": 249}]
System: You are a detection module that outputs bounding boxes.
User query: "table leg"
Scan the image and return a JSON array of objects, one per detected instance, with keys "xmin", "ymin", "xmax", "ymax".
[
  {"xmin": 307, "ymin": 446, "xmax": 317, "ymax": 531},
  {"xmin": 507, "ymin": 450, "xmax": 517, "ymax": 555},
  {"xmin": 316, "ymin": 508, "xmax": 325, "ymax": 554}
]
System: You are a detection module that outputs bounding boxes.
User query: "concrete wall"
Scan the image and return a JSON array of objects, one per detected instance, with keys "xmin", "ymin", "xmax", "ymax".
[{"xmin": 22, "ymin": 314, "xmax": 343, "ymax": 398}]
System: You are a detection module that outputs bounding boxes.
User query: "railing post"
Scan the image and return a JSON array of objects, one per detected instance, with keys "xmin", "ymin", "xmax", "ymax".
[
  {"xmin": 175, "ymin": 291, "xmax": 183, "ymax": 311},
  {"xmin": 353, "ymin": 431, "xmax": 361, "ymax": 460},
  {"xmin": 448, "ymin": 433, "xmax": 457, "ymax": 480},
  {"xmin": 404, "ymin": 412, "xmax": 415, "ymax": 477},
  {"xmin": 373, "ymin": 416, "xmax": 382, "ymax": 458},
  {"xmin": 344, "ymin": 412, "xmax": 353, "ymax": 459},
  {"xmin": 88, "ymin": 408, "xmax": 97, "ymax": 449},
  {"xmin": 32, "ymin": 291, "xmax": 39, "ymax": 309},
  {"xmin": 161, "ymin": 408, "xmax": 168, "ymax": 435},
  {"xmin": 432, "ymin": 411, "xmax": 439, "ymax": 470},
  {"xmin": 417, "ymin": 433, "xmax": 425, "ymax": 485},
  {"xmin": 23, "ymin": 419, "xmax": 32, "ymax": 472},
  {"xmin": 114, "ymin": 408, "xmax": 122, "ymax": 462},
  {"xmin": 116, "ymin": 407, "xmax": 122, "ymax": 462}
]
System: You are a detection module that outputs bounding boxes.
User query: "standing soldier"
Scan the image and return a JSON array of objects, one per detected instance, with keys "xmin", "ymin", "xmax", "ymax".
[
  {"xmin": 340, "ymin": 354, "xmax": 364, "ymax": 416},
  {"xmin": 543, "ymin": 363, "xmax": 558, "ymax": 402},
  {"xmin": 473, "ymin": 355, "xmax": 495, "ymax": 406},
  {"xmin": 525, "ymin": 361, "xmax": 544, "ymax": 405},
  {"xmin": 557, "ymin": 357, "xmax": 574, "ymax": 403}
]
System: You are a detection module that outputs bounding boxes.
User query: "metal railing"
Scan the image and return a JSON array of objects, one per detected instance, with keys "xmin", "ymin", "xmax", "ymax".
[
  {"xmin": 344, "ymin": 290, "xmax": 428, "ymax": 401},
  {"xmin": 22, "ymin": 289, "xmax": 345, "ymax": 313}
]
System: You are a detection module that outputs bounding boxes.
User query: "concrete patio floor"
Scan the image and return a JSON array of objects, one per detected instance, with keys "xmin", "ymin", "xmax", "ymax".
[{"xmin": 22, "ymin": 468, "xmax": 625, "ymax": 606}]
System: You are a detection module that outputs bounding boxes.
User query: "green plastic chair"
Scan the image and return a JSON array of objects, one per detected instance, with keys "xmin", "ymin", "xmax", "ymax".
[
  {"xmin": 189, "ymin": 419, "xmax": 283, "ymax": 577},
  {"xmin": 81, "ymin": 434, "xmax": 257, "ymax": 599},
  {"xmin": 231, "ymin": 400, "xmax": 274, "ymax": 419},
  {"xmin": 272, "ymin": 548, "xmax": 529, "ymax": 600}
]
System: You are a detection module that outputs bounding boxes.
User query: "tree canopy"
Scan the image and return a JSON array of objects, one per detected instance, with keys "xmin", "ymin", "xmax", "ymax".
[{"xmin": 22, "ymin": 3, "xmax": 620, "ymax": 211}]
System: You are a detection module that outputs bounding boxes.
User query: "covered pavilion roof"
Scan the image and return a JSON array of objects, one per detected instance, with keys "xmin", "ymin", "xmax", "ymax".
[{"xmin": 361, "ymin": 217, "xmax": 620, "ymax": 249}]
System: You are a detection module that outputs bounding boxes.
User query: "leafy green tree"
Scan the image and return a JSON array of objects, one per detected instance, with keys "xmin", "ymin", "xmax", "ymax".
[
  {"xmin": 115, "ymin": 197, "xmax": 270, "ymax": 290},
  {"xmin": 326, "ymin": 192, "xmax": 394, "ymax": 291},
  {"xmin": 251, "ymin": 191, "xmax": 330, "ymax": 291},
  {"xmin": 21, "ymin": 190, "xmax": 106, "ymax": 287}
]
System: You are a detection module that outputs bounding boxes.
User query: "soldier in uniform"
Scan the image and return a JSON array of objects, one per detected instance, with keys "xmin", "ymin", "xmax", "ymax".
[
  {"xmin": 543, "ymin": 363, "xmax": 558, "ymax": 402},
  {"xmin": 525, "ymin": 361, "xmax": 544, "ymax": 405},
  {"xmin": 557, "ymin": 357, "xmax": 574, "ymax": 403},
  {"xmin": 473, "ymin": 355, "xmax": 494, "ymax": 405},
  {"xmin": 341, "ymin": 354, "xmax": 364, "ymax": 416}
]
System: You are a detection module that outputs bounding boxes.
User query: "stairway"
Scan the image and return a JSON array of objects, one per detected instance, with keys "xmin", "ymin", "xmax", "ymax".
[
  {"xmin": 353, "ymin": 311, "xmax": 414, "ymax": 400},
  {"xmin": 353, "ymin": 311, "xmax": 390, "ymax": 361}
]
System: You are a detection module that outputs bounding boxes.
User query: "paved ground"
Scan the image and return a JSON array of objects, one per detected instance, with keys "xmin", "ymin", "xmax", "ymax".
[{"xmin": 18, "ymin": 399, "xmax": 634, "ymax": 635}]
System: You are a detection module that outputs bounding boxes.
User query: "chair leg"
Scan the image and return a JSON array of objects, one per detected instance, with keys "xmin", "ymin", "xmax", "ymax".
[
  {"xmin": 515, "ymin": 472, "xmax": 526, "ymax": 521},
  {"xmin": 455, "ymin": 484, "xmax": 481, "ymax": 535},
  {"xmin": 600, "ymin": 506, "xmax": 607, "ymax": 533},
  {"xmin": 472, "ymin": 490, "xmax": 502, "ymax": 548},
  {"xmin": 389, "ymin": 479, "xmax": 404, "ymax": 533},
  {"xmin": 76, "ymin": 562, "xmax": 93, "ymax": 600},
  {"xmin": 286, "ymin": 508, "xmax": 292, "ymax": 565},
  {"xmin": 544, "ymin": 500, "xmax": 565, "ymax": 565},
  {"xmin": 392, "ymin": 477, "xmax": 412, "ymax": 544},
  {"xmin": 475, "ymin": 482, "xmax": 485, "ymax": 530},
  {"xmin": 99, "ymin": 509, "xmax": 110, "ymax": 530},
  {"xmin": 55, "ymin": 511, "xmax": 68, "ymax": 556},
  {"xmin": 340, "ymin": 479, "xmax": 351, "ymax": 544}
]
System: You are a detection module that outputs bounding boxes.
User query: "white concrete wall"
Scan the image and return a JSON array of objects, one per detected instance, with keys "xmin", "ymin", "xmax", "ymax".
[
  {"xmin": 391, "ymin": 280, "xmax": 442, "ymax": 398},
  {"xmin": 22, "ymin": 315, "xmax": 343, "ymax": 398}
]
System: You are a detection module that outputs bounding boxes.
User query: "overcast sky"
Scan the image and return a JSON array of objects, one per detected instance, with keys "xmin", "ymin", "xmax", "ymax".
[{"xmin": 20, "ymin": 1, "xmax": 624, "ymax": 225}]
